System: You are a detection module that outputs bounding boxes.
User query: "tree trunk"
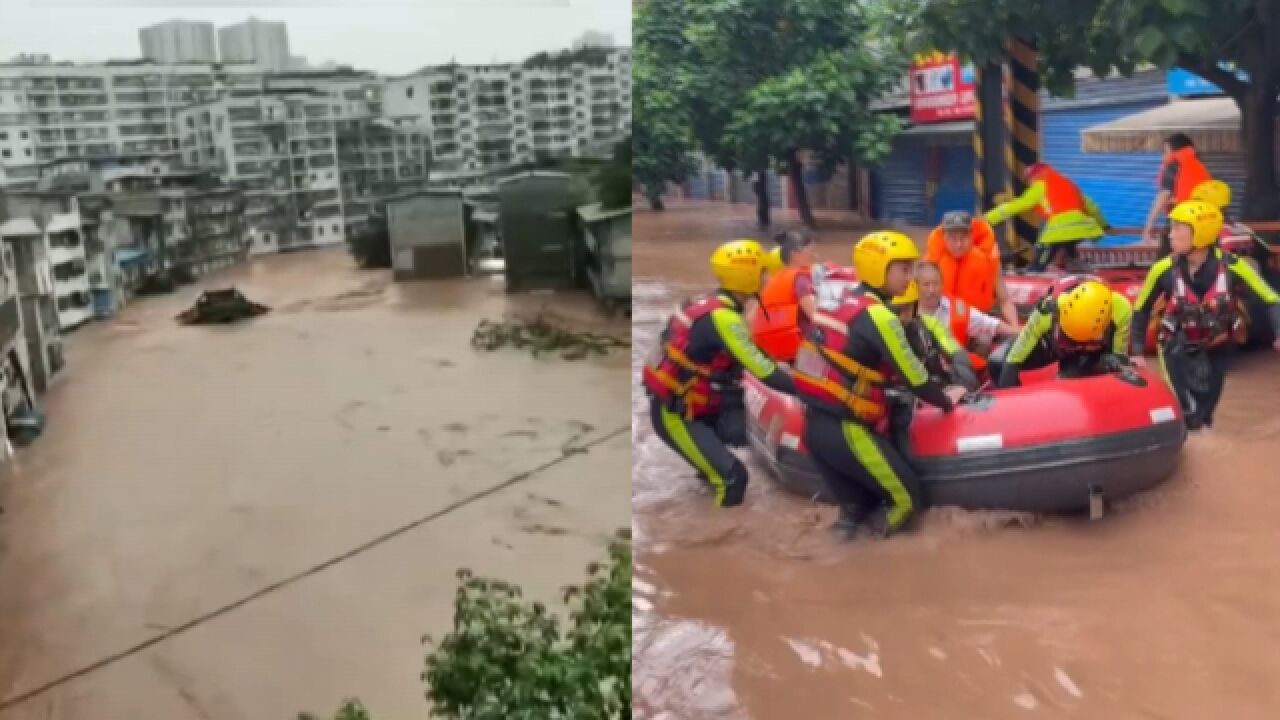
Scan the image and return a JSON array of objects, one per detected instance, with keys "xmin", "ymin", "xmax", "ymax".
[
  {"xmin": 646, "ymin": 186, "xmax": 665, "ymax": 211},
  {"xmin": 1238, "ymin": 80, "xmax": 1280, "ymax": 222},
  {"xmin": 786, "ymin": 149, "xmax": 817, "ymax": 228},
  {"xmin": 754, "ymin": 170, "xmax": 771, "ymax": 228}
]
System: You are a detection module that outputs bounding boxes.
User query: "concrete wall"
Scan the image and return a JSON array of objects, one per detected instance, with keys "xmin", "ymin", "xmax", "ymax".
[{"xmin": 387, "ymin": 193, "xmax": 466, "ymax": 280}]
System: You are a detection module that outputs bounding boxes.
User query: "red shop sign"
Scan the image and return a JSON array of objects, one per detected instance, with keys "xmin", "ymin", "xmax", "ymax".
[{"xmin": 909, "ymin": 52, "xmax": 976, "ymax": 124}]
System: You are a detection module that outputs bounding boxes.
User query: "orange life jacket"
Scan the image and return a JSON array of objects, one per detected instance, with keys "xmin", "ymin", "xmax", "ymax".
[
  {"xmin": 751, "ymin": 265, "xmax": 810, "ymax": 361},
  {"xmin": 1027, "ymin": 165, "xmax": 1086, "ymax": 219},
  {"xmin": 945, "ymin": 297, "xmax": 988, "ymax": 371},
  {"xmin": 1160, "ymin": 147, "xmax": 1212, "ymax": 205},
  {"xmin": 792, "ymin": 293, "xmax": 893, "ymax": 432},
  {"xmin": 642, "ymin": 295, "xmax": 738, "ymax": 419},
  {"xmin": 924, "ymin": 219, "xmax": 999, "ymax": 265},
  {"xmin": 937, "ymin": 245, "xmax": 997, "ymax": 313},
  {"xmin": 1161, "ymin": 251, "xmax": 1242, "ymax": 348}
]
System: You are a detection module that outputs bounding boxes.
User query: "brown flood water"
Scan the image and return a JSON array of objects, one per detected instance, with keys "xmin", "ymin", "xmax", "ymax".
[
  {"xmin": 632, "ymin": 202, "xmax": 1280, "ymax": 719},
  {"xmin": 0, "ymin": 247, "xmax": 631, "ymax": 718}
]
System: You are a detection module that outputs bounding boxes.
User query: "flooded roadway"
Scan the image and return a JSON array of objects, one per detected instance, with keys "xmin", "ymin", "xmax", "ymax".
[
  {"xmin": 632, "ymin": 202, "xmax": 1280, "ymax": 719},
  {"xmin": 0, "ymin": 247, "xmax": 631, "ymax": 718}
]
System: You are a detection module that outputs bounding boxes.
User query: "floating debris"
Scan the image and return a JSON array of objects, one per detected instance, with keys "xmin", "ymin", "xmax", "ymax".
[
  {"xmin": 471, "ymin": 313, "xmax": 630, "ymax": 360},
  {"xmin": 176, "ymin": 288, "xmax": 271, "ymax": 325}
]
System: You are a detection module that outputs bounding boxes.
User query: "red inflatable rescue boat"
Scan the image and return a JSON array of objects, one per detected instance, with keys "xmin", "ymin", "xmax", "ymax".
[{"xmin": 744, "ymin": 364, "xmax": 1186, "ymax": 514}]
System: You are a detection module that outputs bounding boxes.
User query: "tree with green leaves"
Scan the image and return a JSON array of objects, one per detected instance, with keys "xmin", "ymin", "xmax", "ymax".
[
  {"xmin": 633, "ymin": 0, "xmax": 698, "ymax": 211},
  {"xmin": 905, "ymin": 0, "xmax": 1280, "ymax": 221},
  {"xmin": 297, "ymin": 535, "xmax": 631, "ymax": 720},
  {"xmin": 654, "ymin": 0, "xmax": 906, "ymax": 228}
]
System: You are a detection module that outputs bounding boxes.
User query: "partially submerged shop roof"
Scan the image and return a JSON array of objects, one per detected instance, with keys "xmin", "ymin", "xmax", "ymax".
[{"xmin": 1082, "ymin": 97, "xmax": 1245, "ymax": 154}]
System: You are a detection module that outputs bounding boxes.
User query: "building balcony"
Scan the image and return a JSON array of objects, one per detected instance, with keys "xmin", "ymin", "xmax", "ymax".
[{"xmin": 0, "ymin": 296, "xmax": 20, "ymax": 348}]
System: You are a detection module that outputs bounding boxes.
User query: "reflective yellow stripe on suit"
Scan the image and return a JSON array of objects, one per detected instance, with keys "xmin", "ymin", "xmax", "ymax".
[
  {"xmin": 841, "ymin": 421, "xmax": 913, "ymax": 528},
  {"xmin": 659, "ymin": 405, "xmax": 726, "ymax": 506}
]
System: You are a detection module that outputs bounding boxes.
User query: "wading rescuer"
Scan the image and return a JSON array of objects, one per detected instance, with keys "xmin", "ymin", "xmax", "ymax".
[
  {"xmin": 1130, "ymin": 200, "xmax": 1280, "ymax": 431},
  {"xmin": 749, "ymin": 230, "xmax": 819, "ymax": 362},
  {"xmin": 643, "ymin": 239, "xmax": 798, "ymax": 507},
  {"xmin": 993, "ymin": 277, "xmax": 1133, "ymax": 388},
  {"xmin": 915, "ymin": 261, "xmax": 1020, "ymax": 373},
  {"xmin": 1143, "ymin": 134, "xmax": 1212, "ymax": 251},
  {"xmin": 924, "ymin": 210, "xmax": 1019, "ymax": 327},
  {"xmin": 795, "ymin": 232, "xmax": 962, "ymax": 540},
  {"xmin": 984, "ymin": 162, "xmax": 1109, "ymax": 273}
]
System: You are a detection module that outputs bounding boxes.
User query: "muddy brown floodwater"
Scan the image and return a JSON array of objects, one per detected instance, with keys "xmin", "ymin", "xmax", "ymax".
[
  {"xmin": 632, "ymin": 202, "xmax": 1280, "ymax": 719},
  {"xmin": 0, "ymin": 247, "xmax": 630, "ymax": 719}
]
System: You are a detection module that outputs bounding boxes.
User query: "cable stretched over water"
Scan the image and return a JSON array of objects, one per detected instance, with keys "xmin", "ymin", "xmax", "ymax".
[{"xmin": 0, "ymin": 424, "xmax": 629, "ymax": 710}]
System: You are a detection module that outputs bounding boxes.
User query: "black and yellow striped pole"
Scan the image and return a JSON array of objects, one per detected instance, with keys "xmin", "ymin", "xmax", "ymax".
[
  {"xmin": 974, "ymin": 58, "xmax": 1013, "ymax": 266},
  {"xmin": 1006, "ymin": 36, "xmax": 1041, "ymax": 261},
  {"xmin": 972, "ymin": 64, "xmax": 985, "ymax": 213}
]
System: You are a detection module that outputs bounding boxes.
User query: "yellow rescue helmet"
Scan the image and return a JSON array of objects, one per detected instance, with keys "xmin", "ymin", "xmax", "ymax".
[
  {"xmin": 1189, "ymin": 179, "xmax": 1231, "ymax": 210},
  {"xmin": 1168, "ymin": 200, "xmax": 1224, "ymax": 249},
  {"xmin": 854, "ymin": 231, "xmax": 920, "ymax": 289},
  {"xmin": 764, "ymin": 246, "xmax": 785, "ymax": 273},
  {"xmin": 711, "ymin": 239, "xmax": 768, "ymax": 294},
  {"xmin": 1057, "ymin": 280, "xmax": 1113, "ymax": 344},
  {"xmin": 890, "ymin": 280, "xmax": 919, "ymax": 308}
]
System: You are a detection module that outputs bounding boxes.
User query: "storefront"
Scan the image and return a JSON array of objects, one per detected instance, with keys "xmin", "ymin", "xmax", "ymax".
[{"xmin": 871, "ymin": 53, "xmax": 977, "ymax": 227}]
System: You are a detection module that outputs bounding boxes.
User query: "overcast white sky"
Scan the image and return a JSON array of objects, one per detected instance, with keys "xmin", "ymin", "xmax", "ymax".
[{"xmin": 0, "ymin": 0, "xmax": 631, "ymax": 75}]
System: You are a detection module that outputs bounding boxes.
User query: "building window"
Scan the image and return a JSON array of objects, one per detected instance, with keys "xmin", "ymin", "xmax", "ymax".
[
  {"xmin": 1, "ymin": 150, "xmax": 8, "ymax": 159},
  {"xmin": 0, "ymin": 131, "xmax": 6, "ymax": 140},
  {"xmin": 317, "ymin": 226, "xmax": 324, "ymax": 236},
  {"xmin": 20, "ymin": 131, "xmax": 27, "ymax": 139},
  {"xmin": 406, "ymin": 86, "xmax": 414, "ymax": 98},
  {"xmin": 332, "ymin": 224, "xmax": 339, "ymax": 235},
  {"xmin": 24, "ymin": 149, "xmax": 31, "ymax": 157}
]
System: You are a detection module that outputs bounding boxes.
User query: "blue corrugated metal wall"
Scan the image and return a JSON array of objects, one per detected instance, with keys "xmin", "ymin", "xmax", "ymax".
[
  {"xmin": 1042, "ymin": 100, "xmax": 1166, "ymax": 241},
  {"xmin": 933, "ymin": 145, "xmax": 976, "ymax": 223},
  {"xmin": 873, "ymin": 139, "xmax": 928, "ymax": 225},
  {"xmin": 1201, "ymin": 152, "xmax": 1247, "ymax": 219}
]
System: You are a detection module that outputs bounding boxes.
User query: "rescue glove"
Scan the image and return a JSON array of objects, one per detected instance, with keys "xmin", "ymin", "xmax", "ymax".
[{"xmin": 1099, "ymin": 353, "xmax": 1132, "ymax": 373}]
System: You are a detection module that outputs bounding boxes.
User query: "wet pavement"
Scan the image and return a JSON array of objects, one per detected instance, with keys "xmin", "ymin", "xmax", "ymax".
[
  {"xmin": 0, "ymin": 247, "xmax": 631, "ymax": 718},
  {"xmin": 632, "ymin": 202, "xmax": 1280, "ymax": 719}
]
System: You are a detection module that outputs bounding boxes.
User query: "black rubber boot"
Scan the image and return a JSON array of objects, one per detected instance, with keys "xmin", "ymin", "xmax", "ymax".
[{"xmin": 830, "ymin": 505, "xmax": 863, "ymax": 543}]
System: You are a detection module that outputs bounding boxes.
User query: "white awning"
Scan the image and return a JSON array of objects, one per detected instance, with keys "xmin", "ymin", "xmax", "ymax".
[
  {"xmin": 45, "ymin": 213, "xmax": 80, "ymax": 234},
  {"xmin": 901, "ymin": 120, "xmax": 974, "ymax": 136},
  {"xmin": 470, "ymin": 209, "xmax": 498, "ymax": 223},
  {"xmin": 0, "ymin": 217, "xmax": 40, "ymax": 238},
  {"xmin": 1082, "ymin": 97, "xmax": 1244, "ymax": 153}
]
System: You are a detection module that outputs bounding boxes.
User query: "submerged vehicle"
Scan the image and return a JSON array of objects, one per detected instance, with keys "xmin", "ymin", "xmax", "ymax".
[{"xmin": 176, "ymin": 288, "xmax": 270, "ymax": 325}]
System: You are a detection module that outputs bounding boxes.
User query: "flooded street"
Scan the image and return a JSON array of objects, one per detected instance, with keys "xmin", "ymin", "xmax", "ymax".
[
  {"xmin": 0, "ymin": 247, "xmax": 630, "ymax": 718},
  {"xmin": 632, "ymin": 202, "xmax": 1280, "ymax": 718}
]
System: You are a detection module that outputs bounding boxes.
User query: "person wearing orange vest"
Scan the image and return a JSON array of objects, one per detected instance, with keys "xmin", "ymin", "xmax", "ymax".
[
  {"xmin": 643, "ymin": 240, "xmax": 798, "ymax": 508},
  {"xmin": 888, "ymin": 279, "xmax": 982, "ymax": 392},
  {"xmin": 794, "ymin": 232, "xmax": 963, "ymax": 541},
  {"xmin": 1130, "ymin": 201, "xmax": 1280, "ymax": 431},
  {"xmin": 985, "ymin": 162, "xmax": 1109, "ymax": 273},
  {"xmin": 749, "ymin": 230, "xmax": 818, "ymax": 362},
  {"xmin": 925, "ymin": 211, "xmax": 1019, "ymax": 326},
  {"xmin": 915, "ymin": 261, "xmax": 1020, "ymax": 374},
  {"xmin": 1143, "ymin": 133, "xmax": 1213, "ymax": 247}
]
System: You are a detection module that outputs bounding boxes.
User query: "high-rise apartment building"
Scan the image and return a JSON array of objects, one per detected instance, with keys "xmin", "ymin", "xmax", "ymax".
[
  {"xmin": 572, "ymin": 31, "xmax": 615, "ymax": 50},
  {"xmin": 139, "ymin": 21, "xmax": 217, "ymax": 64},
  {"xmin": 383, "ymin": 47, "xmax": 631, "ymax": 178},
  {"xmin": 218, "ymin": 18, "xmax": 291, "ymax": 72},
  {"xmin": 0, "ymin": 60, "xmax": 265, "ymax": 188},
  {"xmin": 175, "ymin": 72, "xmax": 428, "ymax": 252}
]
